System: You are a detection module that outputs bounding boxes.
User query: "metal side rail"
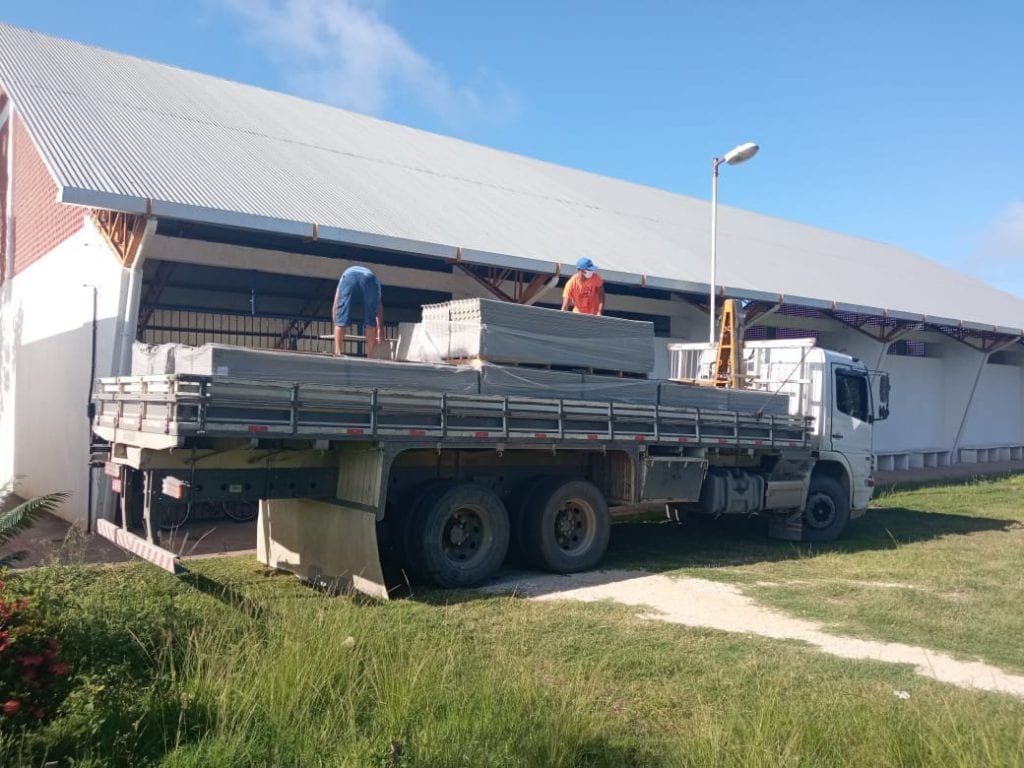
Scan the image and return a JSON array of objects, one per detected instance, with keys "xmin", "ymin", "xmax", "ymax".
[{"xmin": 93, "ymin": 374, "xmax": 811, "ymax": 449}]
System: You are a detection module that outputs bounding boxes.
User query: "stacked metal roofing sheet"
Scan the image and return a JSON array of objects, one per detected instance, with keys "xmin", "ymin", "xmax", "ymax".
[
  {"xmin": 423, "ymin": 299, "xmax": 655, "ymax": 374},
  {"xmin": 2, "ymin": 22, "xmax": 1023, "ymax": 331},
  {"xmin": 131, "ymin": 343, "xmax": 480, "ymax": 394},
  {"xmin": 132, "ymin": 342, "xmax": 789, "ymax": 414}
]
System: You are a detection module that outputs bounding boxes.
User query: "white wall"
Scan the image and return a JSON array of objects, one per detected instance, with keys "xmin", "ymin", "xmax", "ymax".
[
  {"xmin": 873, "ymin": 355, "xmax": 945, "ymax": 452},
  {"xmin": 0, "ymin": 218, "xmax": 124, "ymax": 523},
  {"xmin": 774, "ymin": 322, "xmax": 1024, "ymax": 459},
  {"xmin": 959, "ymin": 361, "xmax": 1024, "ymax": 448}
]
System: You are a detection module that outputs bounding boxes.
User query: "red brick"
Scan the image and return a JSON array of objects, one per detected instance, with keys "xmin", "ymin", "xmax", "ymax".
[{"xmin": 11, "ymin": 113, "xmax": 84, "ymax": 274}]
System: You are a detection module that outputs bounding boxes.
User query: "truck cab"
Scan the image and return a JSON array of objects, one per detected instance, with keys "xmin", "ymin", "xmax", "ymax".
[{"xmin": 669, "ymin": 338, "xmax": 890, "ymax": 540}]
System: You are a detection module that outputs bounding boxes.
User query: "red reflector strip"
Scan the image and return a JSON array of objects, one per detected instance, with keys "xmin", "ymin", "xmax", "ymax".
[
  {"xmin": 634, "ymin": 435, "xmax": 645, "ymax": 442},
  {"xmin": 586, "ymin": 434, "xmax": 599, "ymax": 440},
  {"xmin": 247, "ymin": 425, "xmax": 269, "ymax": 434},
  {"xmin": 474, "ymin": 431, "xmax": 490, "ymax": 438},
  {"xmin": 409, "ymin": 429, "xmax": 427, "ymax": 437},
  {"xmin": 677, "ymin": 437, "xmax": 689, "ymax": 443},
  {"xmin": 718, "ymin": 439, "xmax": 727, "ymax": 444},
  {"xmin": 866, "ymin": 478, "xmax": 876, "ymax": 487},
  {"xmin": 534, "ymin": 432, "xmax": 548, "ymax": 439},
  {"xmin": 346, "ymin": 428, "xmax": 365, "ymax": 435}
]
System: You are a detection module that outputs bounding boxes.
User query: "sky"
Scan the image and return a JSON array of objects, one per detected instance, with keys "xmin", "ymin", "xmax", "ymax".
[{"xmin": 3, "ymin": 0, "xmax": 1023, "ymax": 297}]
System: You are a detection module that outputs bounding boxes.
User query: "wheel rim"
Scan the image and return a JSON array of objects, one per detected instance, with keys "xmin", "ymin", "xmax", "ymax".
[
  {"xmin": 441, "ymin": 505, "xmax": 487, "ymax": 566},
  {"xmin": 552, "ymin": 498, "xmax": 597, "ymax": 555},
  {"xmin": 804, "ymin": 492, "xmax": 837, "ymax": 530}
]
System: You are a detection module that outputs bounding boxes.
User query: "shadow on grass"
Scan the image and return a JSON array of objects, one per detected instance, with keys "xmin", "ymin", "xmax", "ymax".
[
  {"xmin": 412, "ymin": 505, "xmax": 1014, "ymax": 604},
  {"xmin": 177, "ymin": 570, "xmax": 271, "ymax": 622},
  {"xmin": 602, "ymin": 504, "xmax": 1014, "ymax": 572}
]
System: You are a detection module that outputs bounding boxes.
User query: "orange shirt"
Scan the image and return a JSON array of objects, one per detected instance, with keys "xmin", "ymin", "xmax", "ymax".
[{"xmin": 562, "ymin": 272, "xmax": 604, "ymax": 315}]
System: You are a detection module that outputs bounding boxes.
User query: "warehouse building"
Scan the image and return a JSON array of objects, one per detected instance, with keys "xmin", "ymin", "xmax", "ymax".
[{"xmin": 1, "ymin": 23, "xmax": 1022, "ymax": 524}]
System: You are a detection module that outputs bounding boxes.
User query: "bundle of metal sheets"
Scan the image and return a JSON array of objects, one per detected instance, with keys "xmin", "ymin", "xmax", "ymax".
[
  {"xmin": 130, "ymin": 343, "xmax": 177, "ymax": 375},
  {"xmin": 726, "ymin": 388, "xmax": 790, "ymax": 416},
  {"xmin": 580, "ymin": 374, "xmax": 661, "ymax": 405},
  {"xmin": 131, "ymin": 343, "xmax": 480, "ymax": 394},
  {"xmin": 658, "ymin": 380, "xmax": 789, "ymax": 416},
  {"xmin": 394, "ymin": 322, "xmax": 446, "ymax": 364},
  {"xmin": 422, "ymin": 299, "xmax": 655, "ymax": 374},
  {"xmin": 478, "ymin": 364, "xmax": 584, "ymax": 399}
]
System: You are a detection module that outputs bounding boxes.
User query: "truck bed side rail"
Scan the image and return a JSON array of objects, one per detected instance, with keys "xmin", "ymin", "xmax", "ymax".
[{"xmin": 93, "ymin": 375, "xmax": 810, "ymax": 449}]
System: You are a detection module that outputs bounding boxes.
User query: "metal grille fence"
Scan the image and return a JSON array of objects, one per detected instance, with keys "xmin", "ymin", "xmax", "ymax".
[{"xmin": 140, "ymin": 310, "xmax": 397, "ymax": 355}]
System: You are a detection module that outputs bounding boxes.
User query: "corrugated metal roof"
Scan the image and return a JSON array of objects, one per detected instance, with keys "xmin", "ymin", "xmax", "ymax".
[{"xmin": 1, "ymin": 22, "xmax": 1021, "ymax": 333}]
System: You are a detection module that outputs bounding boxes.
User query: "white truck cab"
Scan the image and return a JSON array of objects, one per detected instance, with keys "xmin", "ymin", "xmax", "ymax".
[{"xmin": 670, "ymin": 338, "xmax": 890, "ymax": 537}]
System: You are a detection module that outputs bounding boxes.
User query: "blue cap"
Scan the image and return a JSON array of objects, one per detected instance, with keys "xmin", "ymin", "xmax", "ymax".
[{"xmin": 576, "ymin": 257, "xmax": 597, "ymax": 271}]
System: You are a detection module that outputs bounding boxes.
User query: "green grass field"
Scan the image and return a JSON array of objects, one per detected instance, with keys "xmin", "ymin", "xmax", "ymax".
[{"xmin": 2, "ymin": 475, "xmax": 1023, "ymax": 767}]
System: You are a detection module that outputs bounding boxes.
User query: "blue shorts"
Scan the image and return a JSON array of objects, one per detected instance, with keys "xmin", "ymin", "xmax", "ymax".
[{"xmin": 335, "ymin": 266, "xmax": 381, "ymax": 329}]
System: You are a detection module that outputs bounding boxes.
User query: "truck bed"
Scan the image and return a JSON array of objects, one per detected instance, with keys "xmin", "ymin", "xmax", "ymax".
[{"xmin": 93, "ymin": 374, "xmax": 810, "ymax": 451}]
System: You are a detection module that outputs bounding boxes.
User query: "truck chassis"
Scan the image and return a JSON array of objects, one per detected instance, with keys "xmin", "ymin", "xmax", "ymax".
[{"xmin": 93, "ymin": 374, "xmax": 853, "ymax": 595}]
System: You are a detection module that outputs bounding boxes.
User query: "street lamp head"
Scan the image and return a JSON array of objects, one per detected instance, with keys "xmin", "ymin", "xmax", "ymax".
[{"xmin": 722, "ymin": 142, "xmax": 759, "ymax": 166}]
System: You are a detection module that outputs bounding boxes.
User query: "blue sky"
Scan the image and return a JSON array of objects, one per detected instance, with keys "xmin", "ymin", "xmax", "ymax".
[{"xmin": 4, "ymin": 1, "xmax": 1023, "ymax": 296}]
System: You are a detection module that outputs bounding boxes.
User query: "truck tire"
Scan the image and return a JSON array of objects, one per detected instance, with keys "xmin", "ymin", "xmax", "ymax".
[
  {"xmin": 396, "ymin": 480, "xmax": 456, "ymax": 582},
  {"xmin": 508, "ymin": 476, "xmax": 550, "ymax": 564},
  {"xmin": 524, "ymin": 479, "xmax": 610, "ymax": 573},
  {"xmin": 411, "ymin": 483, "xmax": 510, "ymax": 588},
  {"xmin": 802, "ymin": 475, "xmax": 850, "ymax": 541}
]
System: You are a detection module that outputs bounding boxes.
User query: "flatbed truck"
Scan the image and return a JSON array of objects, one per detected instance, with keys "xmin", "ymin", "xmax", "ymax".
[{"xmin": 91, "ymin": 339, "xmax": 889, "ymax": 596}]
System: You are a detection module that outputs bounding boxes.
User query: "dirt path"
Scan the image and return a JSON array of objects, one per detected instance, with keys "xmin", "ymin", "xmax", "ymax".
[{"xmin": 484, "ymin": 570, "xmax": 1024, "ymax": 698}]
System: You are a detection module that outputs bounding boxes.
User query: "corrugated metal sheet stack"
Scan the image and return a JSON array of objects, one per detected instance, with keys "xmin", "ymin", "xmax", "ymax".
[
  {"xmin": 659, "ymin": 380, "xmax": 789, "ymax": 416},
  {"xmin": 131, "ymin": 343, "xmax": 479, "ymax": 394},
  {"xmin": 130, "ymin": 340, "xmax": 791, "ymax": 416},
  {"xmin": 477, "ymin": 363, "xmax": 585, "ymax": 400},
  {"xmin": 421, "ymin": 298, "xmax": 655, "ymax": 375}
]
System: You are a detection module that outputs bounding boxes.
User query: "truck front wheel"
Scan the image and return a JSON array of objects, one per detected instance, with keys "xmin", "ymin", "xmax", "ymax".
[
  {"xmin": 411, "ymin": 483, "xmax": 510, "ymax": 588},
  {"xmin": 524, "ymin": 479, "xmax": 610, "ymax": 573},
  {"xmin": 802, "ymin": 476, "xmax": 850, "ymax": 542}
]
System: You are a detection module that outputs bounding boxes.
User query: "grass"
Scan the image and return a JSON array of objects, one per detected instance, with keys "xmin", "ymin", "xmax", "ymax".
[
  {"xmin": 607, "ymin": 474, "xmax": 1024, "ymax": 674},
  {"xmin": 1, "ymin": 477, "xmax": 1023, "ymax": 766}
]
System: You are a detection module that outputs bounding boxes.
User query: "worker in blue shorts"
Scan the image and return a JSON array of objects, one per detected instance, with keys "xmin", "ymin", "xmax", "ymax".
[{"xmin": 333, "ymin": 265, "xmax": 384, "ymax": 357}]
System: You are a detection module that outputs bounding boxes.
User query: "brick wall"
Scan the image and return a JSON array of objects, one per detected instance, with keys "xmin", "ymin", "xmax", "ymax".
[
  {"xmin": 11, "ymin": 113, "xmax": 84, "ymax": 274},
  {"xmin": 0, "ymin": 107, "xmax": 8, "ymax": 282}
]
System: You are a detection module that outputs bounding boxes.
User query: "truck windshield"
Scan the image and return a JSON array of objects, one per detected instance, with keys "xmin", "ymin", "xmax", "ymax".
[{"xmin": 835, "ymin": 369, "xmax": 869, "ymax": 422}]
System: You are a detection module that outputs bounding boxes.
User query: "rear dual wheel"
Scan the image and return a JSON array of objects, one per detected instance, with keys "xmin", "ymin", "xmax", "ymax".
[
  {"xmin": 406, "ymin": 483, "xmax": 510, "ymax": 588},
  {"xmin": 396, "ymin": 476, "xmax": 611, "ymax": 588},
  {"xmin": 519, "ymin": 478, "xmax": 610, "ymax": 573}
]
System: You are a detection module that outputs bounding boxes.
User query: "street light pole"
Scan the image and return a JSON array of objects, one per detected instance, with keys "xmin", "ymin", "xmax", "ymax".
[
  {"xmin": 708, "ymin": 141, "xmax": 759, "ymax": 347},
  {"xmin": 709, "ymin": 156, "xmax": 722, "ymax": 347}
]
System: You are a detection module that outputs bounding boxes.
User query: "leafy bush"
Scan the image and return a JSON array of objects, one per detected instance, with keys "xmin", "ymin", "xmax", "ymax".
[
  {"xmin": 0, "ymin": 482, "xmax": 70, "ymax": 567},
  {"xmin": 0, "ymin": 572, "xmax": 73, "ymax": 726}
]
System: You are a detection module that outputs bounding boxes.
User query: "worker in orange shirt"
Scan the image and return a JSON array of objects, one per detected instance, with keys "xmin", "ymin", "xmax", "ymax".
[{"xmin": 561, "ymin": 257, "xmax": 605, "ymax": 315}]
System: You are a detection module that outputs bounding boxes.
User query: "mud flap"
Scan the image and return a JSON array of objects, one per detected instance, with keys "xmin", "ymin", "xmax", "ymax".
[
  {"xmin": 767, "ymin": 508, "xmax": 804, "ymax": 541},
  {"xmin": 257, "ymin": 499, "xmax": 388, "ymax": 599}
]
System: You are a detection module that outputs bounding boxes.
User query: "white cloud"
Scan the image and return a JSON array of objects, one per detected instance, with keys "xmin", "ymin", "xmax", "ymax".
[
  {"xmin": 973, "ymin": 202, "xmax": 1024, "ymax": 297},
  {"xmin": 986, "ymin": 202, "xmax": 1024, "ymax": 257},
  {"xmin": 220, "ymin": 0, "xmax": 517, "ymax": 126}
]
